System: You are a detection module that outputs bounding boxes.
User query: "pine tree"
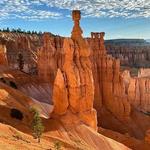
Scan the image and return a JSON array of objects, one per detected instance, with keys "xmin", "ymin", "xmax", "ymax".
[
  {"xmin": 38, "ymin": 31, "xmax": 43, "ymax": 35},
  {"xmin": 30, "ymin": 108, "xmax": 44, "ymax": 143},
  {"xmin": 27, "ymin": 30, "xmax": 31, "ymax": 34},
  {"xmin": 17, "ymin": 28, "xmax": 22, "ymax": 33},
  {"xmin": 6, "ymin": 27, "xmax": 10, "ymax": 32},
  {"xmin": 17, "ymin": 53, "xmax": 24, "ymax": 71}
]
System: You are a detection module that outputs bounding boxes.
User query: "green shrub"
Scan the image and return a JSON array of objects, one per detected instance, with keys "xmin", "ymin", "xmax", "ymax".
[
  {"xmin": 54, "ymin": 141, "xmax": 62, "ymax": 150},
  {"xmin": 30, "ymin": 108, "xmax": 44, "ymax": 143}
]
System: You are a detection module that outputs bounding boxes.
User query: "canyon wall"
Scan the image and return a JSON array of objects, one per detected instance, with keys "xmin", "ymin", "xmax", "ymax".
[
  {"xmin": 138, "ymin": 68, "xmax": 150, "ymax": 78},
  {"xmin": 0, "ymin": 32, "xmax": 42, "ymax": 73},
  {"xmin": 106, "ymin": 43, "xmax": 150, "ymax": 68}
]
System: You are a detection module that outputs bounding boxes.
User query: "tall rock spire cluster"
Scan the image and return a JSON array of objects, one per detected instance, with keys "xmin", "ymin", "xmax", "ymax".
[
  {"xmin": 37, "ymin": 10, "xmax": 150, "ymax": 128},
  {"xmin": 88, "ymin": 32, "xmax": 131, "ymax": 121},
  {"xmin": 37, "ymin": 10, "xmax": 131, "ymax": 127},
  {"xmin": 52, "ymin": 10, "xmax": 97, "ymax": 130}
]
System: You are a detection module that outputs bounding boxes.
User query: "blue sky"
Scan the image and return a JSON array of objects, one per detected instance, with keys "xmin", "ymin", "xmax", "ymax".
[{"xmin": 0, "ymin": 0, "xmax": 150, "ymax": 39}]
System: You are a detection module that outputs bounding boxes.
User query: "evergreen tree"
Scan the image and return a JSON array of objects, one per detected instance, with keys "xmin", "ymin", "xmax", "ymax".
[
  {"xmin": 6, "ymin": 27, "xmax": 10, "ymax": 32},
  {"xmin": 17, "ymin": 53, "xmax": 24, "ymax": 71},
  {"xmin": 17, "ymin": 28, "xmax": 22, "ymax": 33},
  {"xmin": 30, "ymin": 108, "xmax": 44, "ymax": 143},
  {"xmin": 27, "ymin": 30, "xmax": 31, "ymax": 34},
  {"xmin": 38, "ymin": 31, "xmax": 43, "ymax": 35},
  {"xmin": 12, "ymin": 28, "xmax": 16, "ymax": 33},
  {"xmin": 32, "ymin": 30, "xmax": 35, "ymax": 34}
]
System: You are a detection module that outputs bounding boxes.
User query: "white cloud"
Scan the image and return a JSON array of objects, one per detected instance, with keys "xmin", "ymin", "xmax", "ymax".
[
  {"xmin": 0, "ymin": 0, "xmax": 62, "ymax": 21},
  {"xmin": 0, "ymin": 0, "xmax": 150, "ymax": 20}
]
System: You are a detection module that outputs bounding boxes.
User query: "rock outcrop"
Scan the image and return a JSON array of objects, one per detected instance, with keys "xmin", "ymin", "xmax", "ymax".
[
  {"xmin": 145, "ymin": 129, "xmax": 150, "ymax": 144},
  {"xmin": 37, "ymin": 33, "xmax": 57, "ymax": 83},
  {"xmin": 52, "ymin": 10, "xmax": 97, "ymax": 130},
  {"xmin": 138, "ymin": 68, "xmax": 150, "ymax": 78},
  {"xmin": 87, "ymin": 32, "xmax": 131, "ymax": 121},
  {"xmin": 0, "ymin": 45, "xmax": 8, "ymax": 65},
  {"xmin": 122, "ymin": 69, "xmax": 150, "ymax": 113}
]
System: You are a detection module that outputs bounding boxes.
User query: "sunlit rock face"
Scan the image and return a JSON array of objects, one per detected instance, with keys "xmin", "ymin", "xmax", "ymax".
[
  {"xmin": 0, "ymin": 45, "xmax": 8, "ymax": 65},
  {"xmin": 87, "ymin": 32, "xmax": 131, "ymax": 122},
  {"xmin": 52, "ymin": 10, "xmax": 97, "ymax": 130},
  {"xmin": 145, "ymin": 129, "xmax": 150, "ymax": 144},
  {"xmin": 138, "ymin": 68, "xmax": 150, "ymax": 78}
]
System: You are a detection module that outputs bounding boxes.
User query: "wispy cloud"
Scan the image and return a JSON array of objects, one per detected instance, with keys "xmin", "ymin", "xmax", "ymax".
[{"xmin": 0, "ymin": 0, "xmax": 150, "ymax": 21}]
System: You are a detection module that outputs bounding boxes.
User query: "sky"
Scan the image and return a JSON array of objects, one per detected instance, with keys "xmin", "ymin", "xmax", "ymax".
[{"xmin": 0, "ymin": 0, "xmax": 150, "ymax": 39}]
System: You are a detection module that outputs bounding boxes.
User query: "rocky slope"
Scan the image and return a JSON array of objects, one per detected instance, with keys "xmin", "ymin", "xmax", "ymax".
[
  {"xmin": 0, "ymin": 121, "xmax": 131, "ymax": 150},
  {"xmin": 0, "ymin": 79, "xmax": 130, "ymax": 150}
]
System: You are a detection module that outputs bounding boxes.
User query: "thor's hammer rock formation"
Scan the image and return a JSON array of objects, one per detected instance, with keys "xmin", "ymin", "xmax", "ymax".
[{"xmin": 52, "ymin": 10, "xmax": 97, "ymax": 130}]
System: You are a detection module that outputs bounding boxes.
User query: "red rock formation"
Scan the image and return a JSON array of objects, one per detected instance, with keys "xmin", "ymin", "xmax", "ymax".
[
  {"xmin": 37, "ymin": 33, "xmax": 57, "ymax": 84},
  {"xmin": 88, "ymin": 33, "xmax": 131, "ymax": 121},
  {"xmin": 0, "ymin": 32, "xmax": 41, "ymax": 73},
  {"xmin": 122, "ymin": 69, "xmax": 150, "ymax": 113},
  {"xmin": 0, "ymin": 44, "xmax": 8, "ymax": 65},
  {"xmin": 138, "ymin": 68, "xmax": 150, "ymax": 77},
  {"xmin": 53, "ymin": 10, "xmax": 97, "ymax": 130},
  {"xmin": 37, "ymin": 16, "xmax": 131, "ymax": 123},
  {"xmin": 145, "ymin": 129, "xmax": 150, "ymax": 144}
]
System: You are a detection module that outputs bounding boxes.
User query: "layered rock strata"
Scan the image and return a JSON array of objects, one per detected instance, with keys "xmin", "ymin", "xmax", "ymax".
[{"xmin": 106, "ymin": 44, "xmax": 150, "ymax": 68}]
